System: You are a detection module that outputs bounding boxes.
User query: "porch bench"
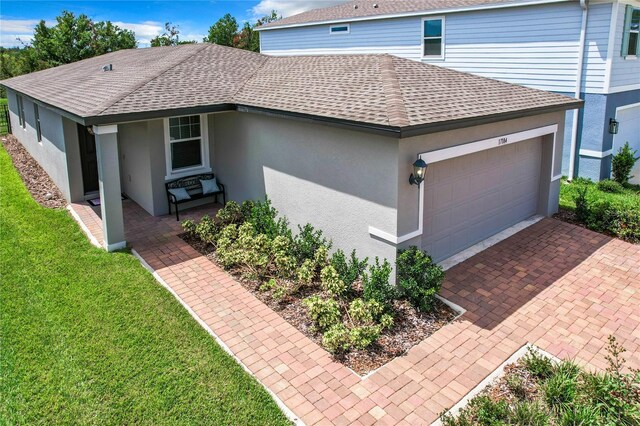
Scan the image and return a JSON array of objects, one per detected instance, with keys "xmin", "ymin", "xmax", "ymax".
[{"xmin": 165, "ymin": 173, "xmax": 226, "ymax": 221}]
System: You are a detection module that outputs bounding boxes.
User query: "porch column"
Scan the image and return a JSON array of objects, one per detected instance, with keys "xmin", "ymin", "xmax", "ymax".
[{"xmin": 93, "ymin": 124, "xmax": 125, "ymax": 251}]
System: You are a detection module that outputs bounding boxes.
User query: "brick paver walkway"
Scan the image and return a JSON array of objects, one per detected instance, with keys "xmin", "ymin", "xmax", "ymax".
[{"xmin": 70, "ymin": 200, "xmax": 640, "ymax": 425}]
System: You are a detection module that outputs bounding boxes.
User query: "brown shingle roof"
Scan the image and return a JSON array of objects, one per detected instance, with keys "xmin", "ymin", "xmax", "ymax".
[
  {"xmin": 258, "ymin": 0, "xmax": 538, "ymax": 30},
  {"xmin": 1, "ymin": 43, "xmax": 581, "ymax": 135}
]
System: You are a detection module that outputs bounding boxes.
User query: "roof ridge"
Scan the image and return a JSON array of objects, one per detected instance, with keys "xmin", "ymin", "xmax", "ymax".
[
  {"xmin": 94, "ymin": 43, "xmax": 210, "ymax": 116},
  {"xmin": 378, "ymin": 55, "xmax": 410, "ymax": 127},
  {"xmin": 229, "ymin": 53, "xmax": 271, "ymax": 102}
]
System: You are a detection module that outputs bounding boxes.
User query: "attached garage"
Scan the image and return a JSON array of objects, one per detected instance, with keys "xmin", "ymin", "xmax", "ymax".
[
  {"xmin": 613, "ymin": 103, "xmax": 640, "ymax": 185},
  {"xmin": 422, "ymin": 137, "xmax": 542, "ymax": 262}
]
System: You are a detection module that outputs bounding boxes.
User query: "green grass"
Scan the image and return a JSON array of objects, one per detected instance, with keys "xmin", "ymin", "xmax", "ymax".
[
  {"xmin": 0, "ymin": 145, "xmax": 289, "ymax": 424},
  {"xmin": 559, "ymin": 177, "xmax": 640, "ymax": 211}
]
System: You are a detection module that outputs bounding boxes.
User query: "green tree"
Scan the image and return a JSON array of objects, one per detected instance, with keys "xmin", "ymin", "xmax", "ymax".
[
  {"xmin": 234, "ymin": 10, "xmax": 281, "ymax": 52},
  {"xmin": 31, "ymin": 11, "xmax": 136, "ymax": 67},
  {"xmin": 150, "ymin": 22, "xmax": 196, "ymax": 47},
  {"xmin": 204, "ymin": 13, "xmax": 238, "ymax": 46}
]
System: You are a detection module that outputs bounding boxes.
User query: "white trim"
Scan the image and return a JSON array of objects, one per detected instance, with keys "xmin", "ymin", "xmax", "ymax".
[
  {"xmin": 579, "ymin": 148, "xmax": 613, "ymax": 158},
  {"xmin": 164, "ymin": 114, "xmax": 211, "ymax": 180},
  {"xmin": 255, "ymin": 0, "xmax": 570, "ymax": 31},
  {"xmin": 421, "ymin": 16, "xmax": 445, "ymax": 61},
  {"xmin": 603, "ymin": 2, "xmax": 619, "ymax": 94},
  {"xmin": 607, "ymin": 83, "xmax": 640, "ymax": 93},
  {"xmin": 130, "ymin": 249, "xmax": 302, "ymax": 425},
  {"xmin": 93, "ymin": 124, "xmax": 118, "ymax": 135},
  {"xmin": 616, "ymin": 101, "xmax": 640, "ymax": 111},
  {"xmin": 432, "ymin": 343, "xmax": 560, "ymax": 426},
  {"xmin": 329, "ymin": 23, "xmax": 350, "ymax": 34},
  {"xmin": 105, "ymin": 241, "xmax": 127, "ymax": 252},
  {"xmin": 369, "ymin": 124, "xmax": 558, "ymax": 244},
  {"xmin": 552, "ymin": 173, "xmax": 563, "ymax": 181}
]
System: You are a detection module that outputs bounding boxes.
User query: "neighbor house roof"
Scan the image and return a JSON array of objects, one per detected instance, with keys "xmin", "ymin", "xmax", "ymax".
[
  {"xmin": 257, "ymin": 0, "xmax": 568, "ymax": 30},
  {"xmin": 1, "ymin": 43, "xmax": 581, "ymax": 137}
]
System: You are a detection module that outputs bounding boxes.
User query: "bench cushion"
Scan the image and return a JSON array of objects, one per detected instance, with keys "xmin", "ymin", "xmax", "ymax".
[
  {"xmin": 168, "ymin": 187, "xmax": 192, "ymax": 201},
  {"xmin": 200, "ymin": 178, "xmax": 220, "ymax": 195}
]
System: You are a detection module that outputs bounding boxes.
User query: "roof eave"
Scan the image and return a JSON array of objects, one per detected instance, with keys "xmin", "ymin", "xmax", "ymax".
[
  {"xmin": 256, "ymin": 0, "xmax": 570, "ymax": 32},
  {"xmin": 85, "ymin": 104, "xmax": 236, "ymax": 126}
]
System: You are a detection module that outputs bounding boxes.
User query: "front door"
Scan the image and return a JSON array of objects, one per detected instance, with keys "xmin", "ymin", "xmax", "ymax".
[{"xmin": 78, "ymin": 124, "xmax": 99, "ymax": 194}]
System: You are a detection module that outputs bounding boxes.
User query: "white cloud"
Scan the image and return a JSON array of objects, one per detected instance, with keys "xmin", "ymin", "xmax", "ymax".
[
  {"xmin": 112, "ymin": 21, "xmax": 163, "ymax": 47},
  {"xmin": 251, "ymin": 0, "xmax": 350, "ymax": 19},
  {"xmin": 0, "ymin": 19, "xmax": 49, "ymax": 48}
]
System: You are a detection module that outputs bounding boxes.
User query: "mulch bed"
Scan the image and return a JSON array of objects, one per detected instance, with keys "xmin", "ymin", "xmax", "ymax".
[
  {"xmin": 2, "ymin": 135, "xmax": 67, "ymax": 209},
  {"xmin": 483, "ymin": 360, "xmax": 540, "ymax": 405},
  {"xmin": 182, "ymin": 233, "xmax": 458, "ymax": 375},
  {"xmin": 552, "ymin": 208, "xmax": 587, "ymax": 229}
]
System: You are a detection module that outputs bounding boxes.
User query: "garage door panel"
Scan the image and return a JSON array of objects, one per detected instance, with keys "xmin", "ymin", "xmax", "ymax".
[{"xmin": 423, "ymin": 137, "xmax": 542, "ymax": 262}]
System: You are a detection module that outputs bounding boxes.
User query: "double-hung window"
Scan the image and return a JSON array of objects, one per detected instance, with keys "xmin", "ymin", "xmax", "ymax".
[
  {"xmin": 422, "ymin": 17, "xmax": 444, "ymax": 59},
  {"xmin": 165, "ymin": 114, "xmax": 210, "ymax": 178},
  {"xmin": 621, "ymin": 6, "xmax": 640, "ymax": 58},
  {"xmin": 34, "ymin": 104, "xmax": 42, "ymax": 142},
  {"xmin": 17, "ymin": 95, "xmax": 25, "ymax": 129}
]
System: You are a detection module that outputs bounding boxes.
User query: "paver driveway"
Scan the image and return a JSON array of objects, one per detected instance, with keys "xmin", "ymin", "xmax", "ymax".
[{"xmin": 71, "ymin": 201, "xmax": 640, "ymax": 425}]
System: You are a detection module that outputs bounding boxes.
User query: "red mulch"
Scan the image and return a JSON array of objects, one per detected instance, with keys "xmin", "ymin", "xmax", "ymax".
[
  {"xmin": 181, "ymin": 233, "xmax": 458, "ymax": 375},
  {"xmin": 2, "ymin": 135, "xmax": 67, "ymax": 209}
]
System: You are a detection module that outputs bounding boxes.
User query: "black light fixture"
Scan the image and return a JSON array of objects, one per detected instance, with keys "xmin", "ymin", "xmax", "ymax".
[
  {"xmin": 609, "ymin": 118, "xmax": 619, "ymax": 135},
  {"xmin": 409, "ymin": 157, "xmax": 428, "ymax": 186}
]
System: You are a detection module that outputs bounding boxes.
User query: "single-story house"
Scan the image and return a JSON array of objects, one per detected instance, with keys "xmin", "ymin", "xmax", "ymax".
[{"xmin": 1, "ymin": 43, "xmax": 581, "ymax": 265}]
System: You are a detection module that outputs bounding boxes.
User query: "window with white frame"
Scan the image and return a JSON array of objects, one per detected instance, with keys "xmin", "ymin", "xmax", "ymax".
[
  {"xmin": 165, "ymin": 114, "xmax": 210, "ymax": 177},
  {"xmin": 422, "ymin": 18, "xmax": 444, "ymax": 58},
  {"xmin": 621, "ymin": 6, "xmax": 639, "ymax": 57},
  {"xmin": 329, "ymin": 24, "xmax": 350, "ymax": 34},
  {"xmin": 17, "ymin": 95, "xmax": 25, "ymax": 128},
  {"xmin": 34, "ymin": 103, "xmax": 42, "ymax": 142}
]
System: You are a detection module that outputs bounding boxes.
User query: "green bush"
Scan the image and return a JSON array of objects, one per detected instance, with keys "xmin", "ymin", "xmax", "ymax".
[
  {"xmin": 574, "ymin": 185, "xmax": 590, "ymax": 222},
  {"xmin": 522, "ymin": 348, "xmax": 554, "ymax": 379},
  {"xmin": 362, "ymin": 257, "xmax": 395, "ymax": 309},
  {"xmin": 587, "ymin": 200, "xmax": 640, "ymax": 243},
  {"xmin": 543, "ymin": 372, "xmax": 577, "ymax": 413},
  {"xmin": 329, "ymin": 249, "xmax": 368, "ymax": 287},
  {"xmin": 512, "ymin": 402, "xmax": 550, "ymax": 425},
  {"xmin": 296, "ymin": 259, "xmax": 315, "ymax": 285},
  {"xmin": 348, "ymin": 298, "xmax": 384, "ymax": 324},
  {"xmin": 302, "ymin": 296, "xmax": 341, "ymax": 331},
  {"xmin": 322, "ymin": 323, "xmax": 350, "ymax": 353},
  {"xmin": 396, "ymin": 246, "xmax": 445, "ymax": 311},
  {"xmin": 348, "ymin": 325, "xmax": 382, "ymax": 350},
  {"xmin": 470, "ymin": 396, "xmax": 510, "ymax": 424},
  {"xmin": 320, "ymin": 265, "xmax": 347, "ymax": 297},
  {"xmin": 292, "ymin": 224, "xmax": 330, "ymax": 263},
  {"xmin": 271, "ymin": 235, "xmax": 296, "ymax": 279},
  {"xmin": 215, "ymin": 201, "xmax": 245, "ymax": 226},
  {"xmin": 612, "ymin": 142, "xmax": 639, "ymax": 185},
  {"xmin": 181, "ymin": 219, "xmax": 197, "ymax": 237},
  {"xmin": 247, "ymin": 197, "xmax": 290, "ymax": 239},
  {"xmin": 558, "ymin": 405, "xmax": 601, "ymax": 426},
  {"xmin": 597, "ymin": 179, "xmax": 624, "ymax": 193},
  {"xmin": 195, "ymin": 215, "xmax": 218, "ymax": 245}
]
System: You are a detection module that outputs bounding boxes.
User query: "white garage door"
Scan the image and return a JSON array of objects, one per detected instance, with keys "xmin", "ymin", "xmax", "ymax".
[
  {"xmin": 422, "ymin": 138, "xmax": 542, "ymax": 262},
  {"xmin": 613, "ymin": 104, "xmax": 640, "ymax": 185}
]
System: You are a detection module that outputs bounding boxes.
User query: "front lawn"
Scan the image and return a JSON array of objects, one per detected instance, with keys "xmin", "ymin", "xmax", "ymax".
[
  {"xmin": 0, "ymin": 144, "xmax": 288, "ymax": 424},
  {"xmin": 559, "ymin": 177, "xmax": 640, "ymax": 211}
]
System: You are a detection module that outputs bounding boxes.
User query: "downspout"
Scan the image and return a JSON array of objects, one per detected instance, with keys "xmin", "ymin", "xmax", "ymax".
[{"xmin": 568, "ymin": 0, "xmax": 588, "ymax": 180}]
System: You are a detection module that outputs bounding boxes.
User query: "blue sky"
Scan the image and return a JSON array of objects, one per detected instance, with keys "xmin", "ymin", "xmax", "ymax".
[{"xmin": 0, "ymin": 1, "xmax": 347, "ymax": 47}]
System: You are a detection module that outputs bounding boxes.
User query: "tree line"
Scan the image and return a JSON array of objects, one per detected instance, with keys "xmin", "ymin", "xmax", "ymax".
[{"xmin": 0, "ymin": 10, "xmax": 280, "ymax": 96}]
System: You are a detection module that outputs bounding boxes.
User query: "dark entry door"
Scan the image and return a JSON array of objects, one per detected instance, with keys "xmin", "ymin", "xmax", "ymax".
[{"xmin": 77, "ymin": 124, "xmax": 99, "ymax": 193}]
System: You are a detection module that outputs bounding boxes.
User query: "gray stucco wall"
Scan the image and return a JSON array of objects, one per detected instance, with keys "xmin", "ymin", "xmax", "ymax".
[
  {"xmin": 6, "ymin": 88, "xmax": 73, "ymax": 201},
  {"xmin": 212, "ymin": 111, "xmax": 400, "ymax": 265}
]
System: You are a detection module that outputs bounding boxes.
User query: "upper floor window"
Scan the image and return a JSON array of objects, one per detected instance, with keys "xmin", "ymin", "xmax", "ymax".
[
  {"xmin": 330, "ymin": 24, "xmax": 350, "ymax": 34},
  {"xmin": 17, "ymin": 95, "xmax": 25, "ymax": 129},
  {"xmin": 422, "ymin": 18, "xmax": 444, "ymax": 59},
  {"xmin": 622, "ymin": 6, "xmax": 640, "ymax": 58},
  {"xmin": 34, "ymin": 103, "xmax": 42, "ymax": 142},
  {"xmin": 164, "ymin": 114, "xmax": 210, "ymax": 178}
]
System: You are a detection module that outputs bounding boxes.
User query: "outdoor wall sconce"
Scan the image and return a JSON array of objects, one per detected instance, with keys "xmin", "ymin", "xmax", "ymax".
[
  {"xmin": 609, "ymin": 118, "xmax": 619, "ymax": 135},
  {"xmin": 409, "ymin": 158, "xmax": 428, "ymax": 186}
]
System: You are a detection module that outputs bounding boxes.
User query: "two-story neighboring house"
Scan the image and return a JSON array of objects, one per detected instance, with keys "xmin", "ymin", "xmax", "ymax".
[{"xmin": 257, "ymin": 0, "xmax": 640, "ymax": 182}]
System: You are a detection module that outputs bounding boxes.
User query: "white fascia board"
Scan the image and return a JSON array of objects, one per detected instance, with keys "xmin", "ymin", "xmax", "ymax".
[{"xmin": 256, "ymin": 0, "xmax": 571, "ymax": 31}]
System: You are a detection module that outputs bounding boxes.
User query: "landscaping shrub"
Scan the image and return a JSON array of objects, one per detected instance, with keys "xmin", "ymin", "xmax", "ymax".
[
  {"xmin": 506, "ymin": 375, "xmax": 527, "ymax": 400},
  {"xmin": 303, "ymin": 296, "xmax": 341, "ymax": 331},
  {"xmin": 511, "ymin": 402, "xmax": 550, "ymax": 425},
  {"xmin": 320, "ymin": 265, "xmax": 347, "ymax": 297},
  {"xmin": 587, "ymin": 200, "xmax": 640, "ymax": 243},
  {"xmin": 181, "ymin": 218, "xmax": 196, "ymax": 237},
  {"xmin": 329, "ymin": 249, "xmax": 368, "ymax": 287},
  {"xmin": 574, "ymin": 185, "xmax": 590, "ymax": 222},
  {"xmin": 322, "ymin": 324, "xmax": 350, "ymax": 353},
  {"xmin": 612, "ymin": 142, "xmax": 639, "ymax": 185},
  {"xmin": 247, "ymin": 197, "xmax": 290, "ymax": 239},
  {"xmin": 522, "ymin": 348, "xmax": 554, "ymax": 379},
  {"xmin": 362, "ymin": 257, "xmax": 395, "ymax": 309},
  {"xmin": 296, "ymin": 259, "xmax": 315, "ymax": 285},
  {"xmin": 470, "ymin": 396, "xmax": 510, "ymax": 424},
  {"xmin": 396, "ymin": 246, "xmax": 445, "ymax": 311},
  {"xmin": 292, "ymin": 223, "xmax": 330, "ymax": 263},
  {"xmin": 597, "ymin": 178, "xmax": 624, "ymax": 193},
  {"xmin": 194, "ymin": 214, "xmax": 218, "ymax": 245},
  {"xmin": 543, "ymin": 371, "xmax": 578, "ymax": 413},
  {"xmin": 215, "ymin": 200, "xmax": 245, "ymax": 226},
  {"xmin": 558, "ymin": 405, "xmax": 600, "ymax": 426}
]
